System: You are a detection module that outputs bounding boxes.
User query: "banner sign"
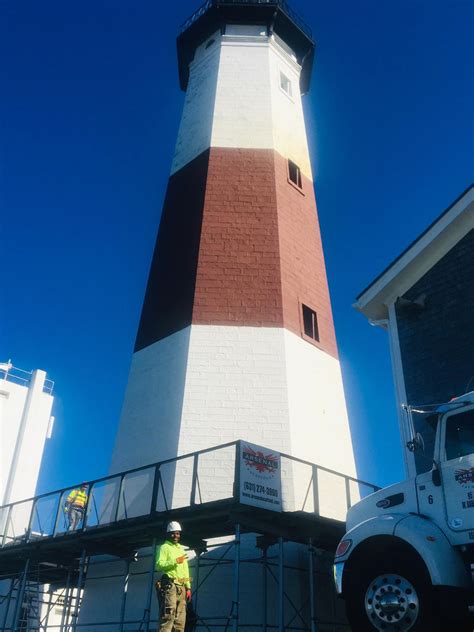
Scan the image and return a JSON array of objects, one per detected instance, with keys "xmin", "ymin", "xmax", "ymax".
[{"xmin": 239, "ymin": 442, "xmax": 282, "ymax": 512}]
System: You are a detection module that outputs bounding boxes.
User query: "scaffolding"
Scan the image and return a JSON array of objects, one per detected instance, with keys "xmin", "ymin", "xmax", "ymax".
[{"xmin": 0, "ymin": 441, "xmax": 378, "ymax": 631}]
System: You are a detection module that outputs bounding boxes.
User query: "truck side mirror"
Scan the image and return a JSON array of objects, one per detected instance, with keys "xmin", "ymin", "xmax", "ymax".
[
  {"xmin": 407, "ymin": 432, "xmax": 425, "ymax": 453},
  {"xmin": 432, "ymin": 461, "xmax": 441, "ymax": 487}
]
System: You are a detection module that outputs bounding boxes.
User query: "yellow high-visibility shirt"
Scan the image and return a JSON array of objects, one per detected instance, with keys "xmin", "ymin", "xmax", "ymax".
[
  {"xmin": 155, "ymin": 540, "xmax": 191, "ymax": 589},
  {"xmin": 66, "ymin": 489, "xmax": 87, "ymax": 509}
]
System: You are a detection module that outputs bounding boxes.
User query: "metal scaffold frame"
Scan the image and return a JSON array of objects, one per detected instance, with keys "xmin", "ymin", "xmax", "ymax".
[
  {"xmin": 0, "ymin": 441, "xmax": 377, "ymax": 631},
  {"xmin": 0, "ymin": 525, "xmax": 351, "ymax": 632}
]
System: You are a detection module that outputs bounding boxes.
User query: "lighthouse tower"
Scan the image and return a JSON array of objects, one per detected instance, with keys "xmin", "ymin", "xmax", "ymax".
[{"xmin": 110, "ymin": 1, "xmax": 356, "ymax": 496}]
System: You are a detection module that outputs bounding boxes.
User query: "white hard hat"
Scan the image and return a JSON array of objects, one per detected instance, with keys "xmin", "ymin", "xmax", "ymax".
[{"xmin": 167, "ymin": 521, "xmax": 182, "ymax": 532}]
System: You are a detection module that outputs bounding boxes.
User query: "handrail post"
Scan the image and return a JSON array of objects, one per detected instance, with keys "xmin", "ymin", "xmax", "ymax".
[
  {"xmin": 53, "ymin": 492, "xmax": 64, "ymax": 536},
  {"xmin": 150, "ymin": 466, "xmax": 161, "ymax": 516},
  {"xmin": 114, "ymin": 474, "xmax": 126, "ymax": 522},
  {"xmin": 1, "ymin": 504, "xmax": 13, "ymax": 547},
  {"xmin": 26, "ymin": 498, "xmax": 36, "ymax": 543},
  {"xmin": 190, "ymin": 453, "xmax": 199, "ymax": 505},
  {"xmin": 81, "ymin": 485, "xmax": 92, "ymax": 531},
  {"xmin": 345, "ymin": 477, "xmax": 351, "ymax": 511},
  {"xmin": 312, "ymin": 465, "xmax": 319, "ymax": 515},
  {"xmin": 233, "ymin": 441, "xmax": 241, "ymax": 502}
]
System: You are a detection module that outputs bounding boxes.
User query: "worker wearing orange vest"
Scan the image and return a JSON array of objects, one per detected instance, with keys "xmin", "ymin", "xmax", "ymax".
[{"xmin": 65, "ymin": 483, "xmax": 88, "ymax": 531}]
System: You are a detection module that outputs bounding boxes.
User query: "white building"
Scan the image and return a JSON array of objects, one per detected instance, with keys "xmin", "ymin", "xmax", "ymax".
[
  {"xmin": 0, "ymin": 362, "xmax": 55, "ymax": 630},
  {"xmin": 0, "ymin": 362, "xmax": 54, "ymax": 506}
]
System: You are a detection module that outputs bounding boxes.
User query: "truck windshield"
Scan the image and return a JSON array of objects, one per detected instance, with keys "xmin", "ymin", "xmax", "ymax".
[{"xmin": 446, "ymin": 410, "xmax": 474, "ymax": 460}]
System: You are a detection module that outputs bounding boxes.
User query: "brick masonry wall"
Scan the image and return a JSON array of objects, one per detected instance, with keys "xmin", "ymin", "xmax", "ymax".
[
  {"xmin": 192, "ymin": 147, "xmax": 284, "ymax": 328},
  {"xmin": 192, "ymin": 147, "xmax": 338, "ymax": 358},
  {"xmin": 133, "ymin": 146, "xmax": 340, "ymax": 411},
  {"xmin": 275, "ymin": 152, "xmax": 338, "ymax": 359},
  {"xmin": 134, "ymin": 151, "xmax": 209, "ymax": 352}
]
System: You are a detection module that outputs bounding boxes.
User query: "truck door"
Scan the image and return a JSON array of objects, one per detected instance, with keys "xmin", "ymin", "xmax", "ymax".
[{"xmin": 441, "ymin": 407, "xmax": 474, "ymax": 533}]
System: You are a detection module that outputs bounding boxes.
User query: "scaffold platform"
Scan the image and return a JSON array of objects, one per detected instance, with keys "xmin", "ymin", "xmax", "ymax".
[{"xmin": 0, "ymin": 441, "xmax": 378, "ymax": 632}]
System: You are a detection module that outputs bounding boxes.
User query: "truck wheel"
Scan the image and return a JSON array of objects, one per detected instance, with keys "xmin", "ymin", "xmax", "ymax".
[{"xmin": 345, "ymin": 559, "xmax": 436, "ymax": 631}]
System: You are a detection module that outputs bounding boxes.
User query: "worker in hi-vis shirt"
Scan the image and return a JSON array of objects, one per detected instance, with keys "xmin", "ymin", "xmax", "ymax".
[
  {"xmin": 155, "ymin": 521, "xmax": 191, "ymax": 632},
  {"xmin": 64, "ymin": 482, "xmax": 88, "ymax": 531}
]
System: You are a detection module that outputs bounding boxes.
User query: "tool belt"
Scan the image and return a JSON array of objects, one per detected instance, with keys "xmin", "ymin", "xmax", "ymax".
[
  {"xmin": 155, "ymin": 574, "xmax": 188, "ymax": 600},
  {"xmin": 155, "ymin": 574, "xmax": 174, "ymax": 599}
]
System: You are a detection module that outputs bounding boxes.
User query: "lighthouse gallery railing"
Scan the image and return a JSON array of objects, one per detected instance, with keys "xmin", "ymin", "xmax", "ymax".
[{"xmin": 179, "ymin": 0, "xmax": 313, "ymax": 40}]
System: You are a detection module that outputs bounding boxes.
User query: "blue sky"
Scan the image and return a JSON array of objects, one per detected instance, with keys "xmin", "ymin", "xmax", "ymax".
[{"xmin": 1, "ymin": 0, "xmax": 472, "ymax": 495}]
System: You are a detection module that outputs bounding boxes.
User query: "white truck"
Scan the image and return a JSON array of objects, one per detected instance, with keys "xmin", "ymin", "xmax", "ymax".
[{"xmin": 333, "ymin": 392, "xmax": 474, "ymax": 631}]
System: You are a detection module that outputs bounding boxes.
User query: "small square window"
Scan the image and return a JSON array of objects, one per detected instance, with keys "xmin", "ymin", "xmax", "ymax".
[
  {"xmin": 288, "ymin": 159, "xmax": 302, "ymax": 189},
  {"xmin": 302, "ymin": 304, "xmax": 319, "ymax": 342},
  {"xmin": 280, "ymin": 72, "xmax": 292, "ymax": 97}
]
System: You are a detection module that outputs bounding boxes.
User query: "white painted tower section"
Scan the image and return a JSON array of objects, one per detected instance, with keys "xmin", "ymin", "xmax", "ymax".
[{"xmin": 172, "ymin": 31, "xmax": 312, "ymax": 179}]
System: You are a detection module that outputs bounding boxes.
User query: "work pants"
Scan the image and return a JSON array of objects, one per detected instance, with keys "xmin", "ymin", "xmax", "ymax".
[
  {"xmin": 68, "ymin": 507, "xmax": 84, "ymax": 531},
  {"xmin": 157, "ymin": 583, "xmax": 186, "ymax": 632}
]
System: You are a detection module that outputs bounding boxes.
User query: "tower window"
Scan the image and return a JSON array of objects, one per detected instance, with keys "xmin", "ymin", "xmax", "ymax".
[
  {"xmin": 288, "ymin": 160, "xmax": 302, "ymax": 189},
  {"xmin": 302, "ymin": 305, "xmax": 319, "ymax": 342},
  {"xmin": 280, "ymin": 72, "xmax": 292, "ymax": 97}
]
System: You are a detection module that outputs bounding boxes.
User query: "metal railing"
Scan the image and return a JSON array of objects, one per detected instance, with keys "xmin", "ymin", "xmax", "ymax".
[
  {"xmin": 0, "ymin": 441, "xmax": 379, "ymax": 550},
  {"xmin": 179, "ymin": 0, "xmax": 312, "ymax": 39},
  {"xmin": 0, "ymin": 365, "xmax": 54, "ymax": 395}
]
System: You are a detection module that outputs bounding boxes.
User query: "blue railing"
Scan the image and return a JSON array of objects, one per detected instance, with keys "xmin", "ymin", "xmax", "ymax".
[
  {"xmin": 0, "ymin": 441, "xmax": 378, "ymax": 550},
  {"xmin": 179, "ymin": 0, "xmax": 313, "ymax": 40}
]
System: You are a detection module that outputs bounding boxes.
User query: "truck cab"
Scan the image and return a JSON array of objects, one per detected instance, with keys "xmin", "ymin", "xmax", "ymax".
[{"xmin": 333, "ymin": 392, "xmax": 474, "ymax": 631}]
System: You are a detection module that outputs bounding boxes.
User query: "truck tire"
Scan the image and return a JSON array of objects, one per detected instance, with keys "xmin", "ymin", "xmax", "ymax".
[{"xmin": 345, "ymin": 556, "xmax": 437, "ymax": 631}]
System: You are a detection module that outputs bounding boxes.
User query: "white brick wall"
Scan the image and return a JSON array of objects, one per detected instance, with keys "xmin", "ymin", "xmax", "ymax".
[
  {"xmin": 283, "ymin": 330, "xmax": 356, "ymax": 476},
  {"xmin": 171, "ymin": 31, "xmax": 313, "ymax": 180},
  {"xmin": 109, "ymin": 327, "xmax": 192, "ymax": 475},
  {"xmin": 269, "ymin": 40, "xmax": 313, "ymax": 180},
  {"xmin": 171, "ymin": 34, "xmax": 221, "ymax": 175},
  {"xmin": 110, "ymin": 325, "xmax": 355, "ymax": 519},
  {"xmin": 178, "ymin": 325, "xmax": 291, "ymax": 454}
]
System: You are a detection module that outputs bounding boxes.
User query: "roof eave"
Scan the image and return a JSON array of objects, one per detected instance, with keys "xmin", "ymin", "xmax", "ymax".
[{"xmin": 355, "ymin": 185, "xmax": 474, "ymax": 321}]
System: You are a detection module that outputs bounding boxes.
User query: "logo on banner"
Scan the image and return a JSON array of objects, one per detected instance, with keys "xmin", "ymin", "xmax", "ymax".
[
  {"xmin": 455, "ymin": 468, "xmax": 474, "ymax": 486},
  {"xmin": 242, "ymin": 445, "xmax": 279, "ymax": 476}
]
